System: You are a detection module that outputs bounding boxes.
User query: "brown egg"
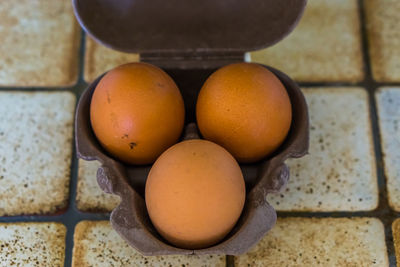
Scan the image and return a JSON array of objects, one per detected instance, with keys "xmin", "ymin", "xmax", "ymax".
[
  {"xmin": 90, "ymin": 63, "xmax": 185, "ymax": 165},
  {"xmin": 145, "ymin": 139, "xmax": 245, "ymax": 249},
  {"xmin": 196, "ymin": 63, "xmax": 292, "ymax": 163}
]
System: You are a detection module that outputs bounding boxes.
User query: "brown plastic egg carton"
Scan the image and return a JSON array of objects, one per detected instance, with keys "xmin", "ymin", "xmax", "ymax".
[
  {"xmin": 73, "ymin": 0, "xmax": 310, "ymax": 255},
  {"xmin": 75, "ymin": 65, "xmax": 309, "ymax": 255}
]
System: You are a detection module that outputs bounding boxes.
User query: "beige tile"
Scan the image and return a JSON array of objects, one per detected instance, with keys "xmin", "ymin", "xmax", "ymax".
[
  {"xmin": 0, "ymin": 0, "xmax": 80, "ymax": 86},
  {"xmin": 267, "ymin": 88, "xmax": 378, "ymax": 211},
  {"xmin": 0, "ymin": 222, "xmax": 66, "ymax": 266},
  {"xmin": 0, "ymin": 92, "xmax": 75, "ymax": 215},
  {"xmin": 376, "ymin": 88, "xmax": 400, "ymax": 210},
  {"xmin": 72, "ymin": 220, "xmax": 225, "ymax": 267},
  {"xmin": 84, "ymin": 37, "xmax": 139, "ymax": 82},
  {"xmin": 250, "ymin": 0, "xmax": 363, "ymax": 82},
  {"xmin": 76, "ymin": 159, "xmax": 120, "ymax": 212},
  {"xmin": 392, "ymin": 219, "xmax": 400, "ymax": 264},
  {"xmin": 235, "ymin": 217, "xmax": 388, "ymax": 267},
  {"xmin": 365, "ymin": 0, "xmax": 400, "ymax": 82}
]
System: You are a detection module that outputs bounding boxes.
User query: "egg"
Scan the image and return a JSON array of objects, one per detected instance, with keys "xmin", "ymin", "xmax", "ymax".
[
  {"xmin": 196, "ymin": 63, "xmax": 292, "ymax": 163},
  {"xmin": 90, "ymin": 63, "xmax": 185, "ymax": 165},
  {"xmin": 145, "ymin": 139, "xmax": 245, "ymax": 249}
]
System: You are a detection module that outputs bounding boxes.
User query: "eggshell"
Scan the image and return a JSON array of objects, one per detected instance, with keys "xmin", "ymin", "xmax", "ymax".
[
  {"xmin": 90, "ymin": 63, "xmax": 185, "ymax": 165},
  {"xmin": 145, "ymin": 139, "xmax": 246, "ymax": 249},
  {"xmin": 196, "ymin": 62, "xmax": 292, "ymax": 163}
]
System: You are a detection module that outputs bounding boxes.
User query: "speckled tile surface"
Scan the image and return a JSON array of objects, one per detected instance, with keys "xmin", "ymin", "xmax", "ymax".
[
  {"xmin": 0, "ymin": 92, "xmax": 75, "ymax": 216},
  {"xmin": 72, "ymin": 221, "xmax": 226, "ymax": 267},
  {"xmin": 0, "ymin": 0, "xmax": 80, "ymax": 86},
  {"xmin": 76, "ymin": 159, "xmax": 120, "ymax": 212},
  {"xmin": 393, "ymin": 219, "xmax": 400, "ymax": 264},
  {"xmin": 365, "ymin": 0, "xmax": 400, "ymax": 82},
  {"xmin": 250, "ymin": 0, "xmax": 363, "ymax": 82},
  {"xmin": 235, "ymin": 218, "xmax": 388, "ymax": 267},
  {"xmin": 267, "ymin": 88, "xmax": 378, "ymax": 211},
  {"xmin": 376, "ymin": 88, "xmax": 400, "ymax": 211},
  {"xmin": 0, "ymin": 0, "xmax": 399, "ymax": 266},
  {"xmin": 0, "ymin": 222, "xmax": 66, "ymax": 267},
  {"xmin": 84, "ymin": 37, "xmax": 140, "ymax": 82}
]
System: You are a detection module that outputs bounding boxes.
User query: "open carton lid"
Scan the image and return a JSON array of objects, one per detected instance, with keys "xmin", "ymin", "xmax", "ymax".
[{"xmin": 73, "ymin": 0, "xmax": 307, "ymax": 68}]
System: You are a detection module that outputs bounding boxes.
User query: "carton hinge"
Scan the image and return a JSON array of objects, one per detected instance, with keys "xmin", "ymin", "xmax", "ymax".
[{"xmin": 140, "ymin": 52, "xmax": 245, "ymax": 69}]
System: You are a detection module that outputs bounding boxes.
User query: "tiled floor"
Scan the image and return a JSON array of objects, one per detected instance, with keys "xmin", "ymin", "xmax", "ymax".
[
  {"xmin": 235, "ymin": 218, "xmax": 388, "ymax": 266},
  {"xmin": 376, "ymin": 88, "xmax": 400, "ymax": 211},
  {"xmin": 0, "ymin": 92, "xmax": 75, "ymax": 216},
  {"xmin": 267, "ymin": 88, "xmax": 378, "ymax": 212},
  {"xmin": 365, "ymin": 0, "xmax": 400, "ymax": 82},
  {"xmin": 0, "ymin": 0, "xmax": 399, "ymax": 266},
  {"xmin": 84, "ymin": 37, "xmax": 139, "ymax": 82},
  {"xmin": 393, "ymin": 219, "xmax": 400, "ymax": 264},
  {"xmin": 0, "ymin": 0, "xmax": 80, "ymax": 86},
  {"xmin": 72, "ymin": 221, "xmax": 226, "ymax": 267},
  {"xmin": 0, "ymin": 222, "xmax": 66, "ymax": 266},
  {"xmin": 76, "ymin": 160, "xmax": 120, "ymax": 212},
  {"xmin": 250, "ymin": 0, "xmax": 364, "ymax": 82}
]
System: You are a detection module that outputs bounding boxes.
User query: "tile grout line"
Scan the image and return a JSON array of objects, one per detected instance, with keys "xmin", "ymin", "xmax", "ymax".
[
  {"xmin": 62, "ymin": 30, "xmax": 112, "ymax": 267},
  {"xmin": 226, "ymin": 255, "xmax": 235, "ymax": 267},
  {"xmin": 63, "ymin": 30, "xmax": 111, "ymax": 267},
  {"xmin": 357, "ymin": 0, "xmax": 397, "ymax": 266},
  {"xmin": 63, "ymin": 28, "xmax": 87, "ymax": 267},
  {"xmin": 61, "ymin": 30, "xmax": 110, "ymax": 267}
]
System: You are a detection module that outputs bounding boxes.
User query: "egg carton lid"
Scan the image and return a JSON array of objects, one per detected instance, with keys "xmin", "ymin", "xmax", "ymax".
[{"xmin": 72, "ymin": 0, "xmax": 307, "ymax": 68}]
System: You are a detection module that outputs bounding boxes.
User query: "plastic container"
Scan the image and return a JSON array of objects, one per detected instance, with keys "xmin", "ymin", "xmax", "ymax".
[{"xmin": 73, "ymin": 0, "xmax": 309, "ymax": 255}]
